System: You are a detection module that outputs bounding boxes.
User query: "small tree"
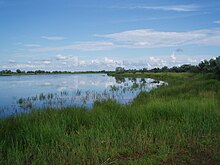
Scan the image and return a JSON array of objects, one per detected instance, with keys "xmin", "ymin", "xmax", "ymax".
[
  {"xmin": 215, "ymin": 56, "xmax": 220, "ymax": 75},
  {"xmin": 115, "ymin": 67, "xmax": 125, "ymax": 74},
  {"xmin": 161, "ymin": 66, "xmax": 169, "ymax": 72},
  {"xmin": 16, "ymin": 69, "xmax": 22, "ymax": 74},
  {"xmin": 143, "ymin": 68, "xmax": 148, "ymax": 72}
]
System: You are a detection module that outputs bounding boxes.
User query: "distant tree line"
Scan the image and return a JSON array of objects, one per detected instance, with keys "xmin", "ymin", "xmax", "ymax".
[
  {"xmin": 115, "ymin": 56, "xmax": 220, "ymax": 75},
  {"xmin": 0, "ymin": 69, "xmax": 106, "ymax": 75},
  {"xmin": 0, "ymin": 70, "xmax": 71, "ymax": 75}
]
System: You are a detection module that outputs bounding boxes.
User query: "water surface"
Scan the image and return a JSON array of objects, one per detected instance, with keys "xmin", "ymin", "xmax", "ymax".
[{"xmin": 0, "ymin": 74, "xmax": 167, "ymax": 118}]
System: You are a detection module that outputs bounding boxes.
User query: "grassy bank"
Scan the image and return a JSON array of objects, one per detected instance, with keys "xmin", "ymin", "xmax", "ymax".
[{"xmin": 0, "ymin": 73, "xmax": 220, "ymax": 164}]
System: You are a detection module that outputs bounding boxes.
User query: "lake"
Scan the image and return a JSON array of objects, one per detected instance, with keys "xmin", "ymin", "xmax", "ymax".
[{"xmin": 0, "ymin": 74, "xmax": 167, "ymax": 118}]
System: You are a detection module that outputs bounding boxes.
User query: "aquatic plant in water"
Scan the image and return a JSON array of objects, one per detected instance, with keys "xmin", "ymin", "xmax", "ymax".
[{"xmin": 13, "ymin": 77, "xmax": 166, "ymax": 114}]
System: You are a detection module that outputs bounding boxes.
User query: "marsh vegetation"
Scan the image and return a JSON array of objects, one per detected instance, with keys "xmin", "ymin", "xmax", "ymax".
[
  {"xmin": 0, "ymin": 74, "xmax": 166, "ymax": 118},
  {"xmin": 0, "ymin": 72, "xmax": 220, "ymax": 164}
]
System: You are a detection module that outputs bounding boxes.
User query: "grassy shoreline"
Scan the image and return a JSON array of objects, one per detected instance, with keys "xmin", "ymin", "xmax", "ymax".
[{"xmin": 0, "ymin": 73, "xmax": 220, "ymax": 164}]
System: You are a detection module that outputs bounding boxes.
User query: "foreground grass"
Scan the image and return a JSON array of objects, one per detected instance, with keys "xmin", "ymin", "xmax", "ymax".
[{"xmin": 0, "ymin": 73, "xmax": 220, "ymax": 164}]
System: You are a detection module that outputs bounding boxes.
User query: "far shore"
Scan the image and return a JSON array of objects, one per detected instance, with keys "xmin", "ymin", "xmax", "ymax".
[{"xmin": 0, "ymin": 71, "xmax": 109, "ymax": 76}]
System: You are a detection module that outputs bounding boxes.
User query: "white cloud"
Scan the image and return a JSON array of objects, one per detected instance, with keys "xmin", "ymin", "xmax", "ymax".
[
  {"xmin": 149, "ymin": 57, "xmax": 167, "ymax": 67},
  {"xmin": 54, "ymin": 55, "xmax": 122, "ymax": 69},
  {"xmin": 187, "ymin": 58, "xmax": 197, "ymax": 63},
  {"xmin": 8, "ymin": 60, "xmax": 16, "ymax": 63},
  {"xmin": 138, "ymin": 5, "xmax": 199, "ymax": 12},
  {"xmin": 213, "ymin": 20, "xmax": 220, "ymax": 24},
  {"xmin": 170, "ymin": 53, "xmax": 177, "ymax": 62},
  {"xmin": 143, "ymin": 55, "xmax": 212, "ymax": 68},
  {"xmin": 23, "ymin": 44, "xmax": 41, "ymax": 47},
  {"xmin": 1, "ymin": 64, "xmax": 45, "ymax": 69},
  {"xmin": 149, "ymin": 57, "xmax": 160, "ymax": 63},
  {"xmin": 90, "ymin": 57, "xmax": 122, "ymax": 67},
  {"xmin": 24, "ymin": 28, "xmax": 220, "ymax": 53},
  {"xmin": 41, "ymin": 36, "xmax": 65, "ymax": 41},
  {"xmin": 111, "ymin": 12, "xmax": 208, "ymax": 24},
  {"xmin": 114, "ymin": 4, "xmax": 199, "ymax": 12},
  {"xmin": 14, "ymin": 43, "xmax": 41, "ymax": 47},
  {"xmin": 42, "ymin": 60, "xmax": 52, "ymax": 64},
  {"xmin": 55, "ymin": 55, "xmax": 83, "ymax": 66},
  {"xmin": 56, "ymin": 54, "xmax": 68, "ymax": 60},
  {"xmin": 30, "ymin": 41, "xmax": 116, "ymax": 52},
  {"xmin": 97, "ymin": 28, "xmax": 220, "ymax": 48},
  {"xmin": 104, "ymin": 57, "xmax": 120, "ymax": 66}
]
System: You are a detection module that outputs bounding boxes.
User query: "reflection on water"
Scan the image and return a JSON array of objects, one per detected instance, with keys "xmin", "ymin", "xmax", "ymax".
[{"xmin": 0, "ymin": 74, "xmax": 167, "ymax": 117}]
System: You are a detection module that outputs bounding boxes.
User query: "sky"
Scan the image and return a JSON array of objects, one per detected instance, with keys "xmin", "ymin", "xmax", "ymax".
[{"xmin": 0, "ymin": 0, "xmax": 220, "ymax": 71}]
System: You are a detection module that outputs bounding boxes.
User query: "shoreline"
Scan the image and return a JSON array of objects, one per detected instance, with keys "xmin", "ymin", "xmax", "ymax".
[{"xmin": 0, "ymin": 72, "xmax": 107, "ymax": 76}]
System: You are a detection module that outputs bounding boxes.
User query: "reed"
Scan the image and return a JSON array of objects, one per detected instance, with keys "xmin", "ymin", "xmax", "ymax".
[{"xmin": 0, "ymin": 73, "xmax": 220, "ymax": 164}]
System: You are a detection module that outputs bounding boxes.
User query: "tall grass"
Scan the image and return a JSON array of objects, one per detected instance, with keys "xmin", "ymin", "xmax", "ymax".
[{"xmin": 0, "ymin": 73, "xmax": 220, "ymax": 164}]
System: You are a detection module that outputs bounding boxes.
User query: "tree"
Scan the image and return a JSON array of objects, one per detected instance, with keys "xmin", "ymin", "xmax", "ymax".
[
  {"xmin": 142, "ymin": 68, "xmax": 148, "ymax": 72},
  {"xmin": 0, "ymin": 70, "xmax": 12, "ymax": 74},
  {"xmin": 161, "ymin": 66, "xmax": 169, "ymax": 72},
  {"xmin": 151, "ymin": 67, "xmax": 160, "ymax": 73},
  {"xmin": 115, "ymin": 67, "xmax": 125, "ymax": 74},
  {"xmin": 198, "ymin": 60, "xmax": 209, "ymax": 72},
  {"xmin": 215, "ymin": 56, "xmax": 220, "ymax": 75},
  {"xmin": 27, "ymin": 71, "xmax": 34, "ymax": 74},
  {"xmin": 16, "ymin": 69, "xmax": 22, "ymax": 74}
]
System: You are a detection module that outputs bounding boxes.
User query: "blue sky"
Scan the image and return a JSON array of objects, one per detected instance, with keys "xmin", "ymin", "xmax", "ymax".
[{"xmin": 0, "ymin": 0, "xmax": 220, "ymax": 71}]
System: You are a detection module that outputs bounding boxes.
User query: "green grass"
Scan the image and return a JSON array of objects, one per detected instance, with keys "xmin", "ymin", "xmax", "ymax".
[{"xmin": 0, "ymin": 73, "xmax": 220, "ymax": 164}]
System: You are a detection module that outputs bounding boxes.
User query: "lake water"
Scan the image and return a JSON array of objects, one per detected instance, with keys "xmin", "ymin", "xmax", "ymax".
[{"xmin": 0, "ymin": 74, "xmax": 167, "ymax": 118}]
